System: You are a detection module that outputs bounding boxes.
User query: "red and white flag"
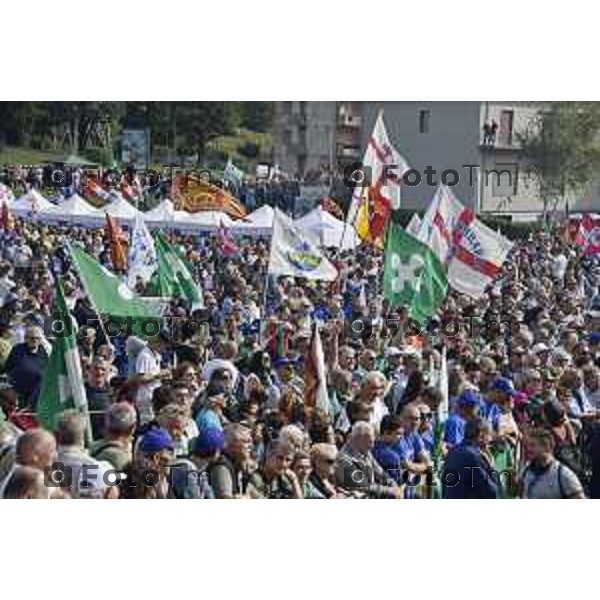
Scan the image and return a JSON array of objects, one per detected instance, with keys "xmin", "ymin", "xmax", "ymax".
[
  {"xmin": 346, "ymin": 111, "xmax": 411, "ymax": 246},
  {"xmin": 581, "ymin": 214, "xmax": 600, "ymax": 255},
  {"xmin": 87, "ymin": 179, "xmax": 113, "ymax": 203},
  {"xmin": 419, "ymin": 185, "xmax": 513, "ymax": 298}
]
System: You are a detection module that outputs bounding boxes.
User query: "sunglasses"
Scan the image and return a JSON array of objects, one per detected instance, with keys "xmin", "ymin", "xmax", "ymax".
[{"xmin": 420, "ymin": 413, "xmax": 433, "ymax": 420}]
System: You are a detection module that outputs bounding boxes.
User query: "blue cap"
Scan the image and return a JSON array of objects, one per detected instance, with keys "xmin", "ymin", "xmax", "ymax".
[
  {"xmin": 192, "ymin": 427, "xmax": 225, "ymax": 454},
  {"xmin": 490, "ymin": 377, "xmax": 517, "ymax": 397},
  {"xmin": 139, "ymin": 427, "xmax": 174, "ymax": 453},
  {"xmin": 589, "ymin": 332, "xmax": 600, "ymax": 345},
  {"xmin": 273, "ymin": 357, "xmax": 293, "ymax": 369},
  {"xmin": 458, "ymin": 389, "xmax": 482, "ymax": 408}
]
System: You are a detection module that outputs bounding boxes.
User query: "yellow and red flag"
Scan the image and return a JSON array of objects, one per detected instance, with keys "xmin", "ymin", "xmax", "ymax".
[{"xmin": 346, "ymin": 111, "xmax": 410, "ymax": 248}]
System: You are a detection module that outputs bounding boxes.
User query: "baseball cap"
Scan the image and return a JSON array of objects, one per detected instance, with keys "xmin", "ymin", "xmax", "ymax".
[
  {"xmin": 192, "ymin": 427, "xmax": 226, "ymax": 455},
  {"xmin": 490, "ymin": 377, "xmax": 517, "ymax": 397},
  {"xmin": 589, "ymin": 332, "xmax": 600, "ymax": 345},
  {"xmin": 273, "ymin": 357, "xmax": 294, "ymax": 369},
  {"xmin": 139, "ymin": 427, "xmax": 174, "ymax": 454},
  {"xmin": 457, "ymin": 389, "xmax": 482, "ymax": 408}
]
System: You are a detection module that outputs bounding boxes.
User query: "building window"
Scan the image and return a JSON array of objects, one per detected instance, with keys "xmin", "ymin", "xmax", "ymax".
[
  {"xmin": 419, "ymin": 110, "xmax": 430, "ymax": 133},
  {"xmin": 498, "ymin": 110, "xmax": 514, "ymax": 146}
]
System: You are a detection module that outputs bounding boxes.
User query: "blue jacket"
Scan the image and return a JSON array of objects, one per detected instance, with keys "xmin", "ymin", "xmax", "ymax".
[{"xmin": 442, "ymin": 443, "xmax": 500, "ymax": 499}]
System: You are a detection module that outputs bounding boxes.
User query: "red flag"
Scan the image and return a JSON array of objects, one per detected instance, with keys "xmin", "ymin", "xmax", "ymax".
[{"xmin": 105, "ymin": 213, "xmax": 129, "ymax": 271}]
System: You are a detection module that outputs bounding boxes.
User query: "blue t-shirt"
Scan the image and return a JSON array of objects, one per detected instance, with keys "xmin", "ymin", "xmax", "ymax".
[
  {"xmin": 444, "ymin": 414, "xmax": 466, "ymax": 447},
  {"xmin": 394, "ymin": 431, "xmax": 426, "ymax": 464},
  {"xmin": 421, "ymin": 429, "xmax": 435, "ymax": 454},
  {"xmin": 195, "ymin": 408, "xmax": 223, "ymax": 432},
  {"xmin": 373, "ymin": 440, "xmax": 402, "ymax": 484},
  {"xmin": 393, "ymin": 431, "xmax": 426, "ymax": 498}
]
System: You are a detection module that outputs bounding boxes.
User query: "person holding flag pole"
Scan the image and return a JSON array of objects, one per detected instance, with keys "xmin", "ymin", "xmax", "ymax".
[{"xmin": 37, "ymin": 280, "xmax": 93, "ymax": 446}]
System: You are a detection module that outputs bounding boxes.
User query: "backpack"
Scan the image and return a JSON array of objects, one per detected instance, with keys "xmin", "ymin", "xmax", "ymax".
[{"xmin": 523, "ymin": 462, "xmax": 567, "ymax": 499}]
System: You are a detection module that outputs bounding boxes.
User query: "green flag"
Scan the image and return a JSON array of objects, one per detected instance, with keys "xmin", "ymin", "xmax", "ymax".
[
  {"xmin": 69, "ymin": 243, "xmax": 162, "ymax": 338},
  {"xmin": 37, "ymin": 281, "xmax": 89, "ymax": 433},
  {"xmin": 150, "ymin": 232, "xmax": 204, "ymax": 310},
  {"xmin": 383, "ymin": 220, "xmax": 448, "ymax": 325}
]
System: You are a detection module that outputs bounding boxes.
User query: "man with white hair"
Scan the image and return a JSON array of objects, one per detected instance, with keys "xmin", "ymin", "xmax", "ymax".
[
  {"xmin": 335, "ymin": 421, "xmax": 402, "ymax": 499},
  {"xmin": 357, "ymin": 371, "xmax": 389, "ymax": 429},
  {"xmin": 5, "ymin": 325, "xmax": 49, "ymax": 408}
]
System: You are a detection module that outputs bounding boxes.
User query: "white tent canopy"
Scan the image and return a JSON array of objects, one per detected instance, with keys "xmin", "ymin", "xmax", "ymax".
[
  {"xmin": 295, "ymin": 206, "xmax": 360, "ymax": 250},
  {"xmin": 176, "ymin": 210, "xmax": 233, "ymax": 232},
  {"xmin": 41, "ymin": 193, "xmax": 104, "ymax": 225},
  {"xmin": 143, "ymin": 199, "xmax": 175, "ymax": 228},
  {"xmin": 232, "ymin": 204, "xmax": 274, "ymax": 235},
  {"xmin": 103, "ymin": 194, "xmax": 142, "ymax": 223},
  {"xmin": 11, "ymin": 189, "xmax": 55, "ymax": 215}
]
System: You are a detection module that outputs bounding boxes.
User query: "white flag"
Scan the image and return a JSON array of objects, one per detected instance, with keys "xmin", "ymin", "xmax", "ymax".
[
  {"xmin": 305, "ymin": 323, "xmax": 330, "ymax": 415},
  {"xmin": 346, "ymin": 110, "xmax": 410, "ymax": 226},
  {"xmin": 268, "ymin": 209, "xmax": 338, "ymax": 281},
  {"xmin": 127, "ymin": 212, "xmax": 158, "ymax": 288},
  {"xmin": 224, "ymin": 158, "xmax": 244, "ymax": 189},
  {"xmin": 405, "ymin": 213, "xmax": 422, "ymax": 238},
  {"xmin": 437, "ymin": 347, "xmax": 449, "ymax": 422}
]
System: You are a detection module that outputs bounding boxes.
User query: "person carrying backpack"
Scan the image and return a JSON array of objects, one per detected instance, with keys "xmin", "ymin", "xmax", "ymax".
[{"xmin": 520, "ymin": 429, "xmax": 585, "ymax": 499}]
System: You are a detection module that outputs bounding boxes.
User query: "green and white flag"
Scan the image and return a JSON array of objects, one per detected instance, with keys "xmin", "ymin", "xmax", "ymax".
[
  {"xmin": 69, "ymin": 243, "xmax": 162, "ymax": 337},
  {"xmin": 37, "ymin": 281, "xmax": 89, "ymax": 433},
  {"xmin": 151, "ymin": 231, "xmax": 204, "ymax": 310},
  {"xmin": 383, "ymin": 220, "xmax": 448, "ymax": 325}
]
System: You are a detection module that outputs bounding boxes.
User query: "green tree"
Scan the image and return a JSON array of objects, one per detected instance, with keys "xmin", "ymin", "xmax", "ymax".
[
  {"xmin": 518, "ymin": 102, "xmax": 600, "ymax": 219},
  {"xmin": 240, "ymin": 102, "xmax": 274, "ymax": 132},
  {"xmin": 176, "ymin": 102, "xmax": 238, "ymax": 163}
]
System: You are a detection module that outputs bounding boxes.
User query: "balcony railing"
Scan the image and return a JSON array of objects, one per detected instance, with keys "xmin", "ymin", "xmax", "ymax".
[
  {"xmin": 337, "ymin": 115, "xmax": 362, "ymax": 129},
  {"xmin": 337, "ymin": 146, "xmax": 361, "ymax": 158}
]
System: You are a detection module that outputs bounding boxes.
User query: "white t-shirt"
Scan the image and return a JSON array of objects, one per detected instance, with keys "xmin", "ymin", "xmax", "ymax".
[
  {"xmin": 522, "ymin": 461, "xmax": 583, "ymax": 499},
  {"xmin": 552, "ymin": 254, "xmax": 568, "ymax": 280},
  {"xmin": 135, "ymin": 347, "xmax": 161, "ymax": 425}
]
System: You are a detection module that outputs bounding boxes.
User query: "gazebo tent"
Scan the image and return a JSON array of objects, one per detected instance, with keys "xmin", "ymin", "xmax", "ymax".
[
  {"xmin": 11, "ymin": 189, "xmax": 56, "ymax": 215},
  {"xmin": 143, "ymin": 200, "xmax": 176, "ymax": 228},
  {"xmin": 40, "ymin": 193, "xmax": 104, "ymax": 226},
  {"xmin": 103, "ymin": 194, "xmax": 143, "ymax": 223},
  {"xmin": 295, "ymin": 206, "xmax": 360, "ymax": 250},
  {"xmin": 232, "ymin": 204, "xmax": 274, "ymax": 235}
]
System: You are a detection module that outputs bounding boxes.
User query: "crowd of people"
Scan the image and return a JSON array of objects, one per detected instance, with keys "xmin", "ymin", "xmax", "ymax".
[{"xmin": 0, "ymin": 183, "xmax": 600, "ymax": 499}]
